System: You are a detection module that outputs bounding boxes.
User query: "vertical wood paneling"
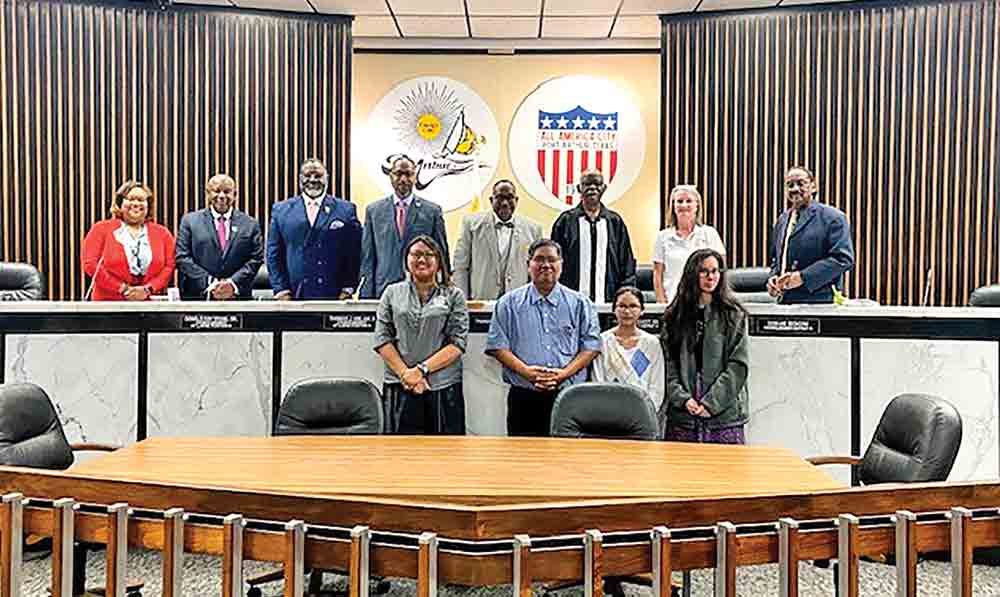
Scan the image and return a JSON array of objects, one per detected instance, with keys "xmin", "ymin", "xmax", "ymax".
[
  {"xmin": 0, "ymin": 0, "xmax": 351, "ymax": 300},
  {"xmin": 662, "ymin": 0, "xmax": 1000, "ymax": 306}
]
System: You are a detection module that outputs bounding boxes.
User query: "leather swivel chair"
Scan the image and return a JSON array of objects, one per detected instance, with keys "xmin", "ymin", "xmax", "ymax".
[
  {"xmin": 634, "ymin": 264, "xmax": 657, "ymax": 304},
  {"xmin": 546, "ymin": 383, "xmax": 661, "ymax": 596},
  {"xmin": 0, "ymin": 383, "xmax": 138, "ymax": 596},
  {"xmin": 808, "ymin": 393, "xmax": 962, "ymax": 590},
  {"xmin": 726, "ymin": 266, "xmax": 776, "ymax": 304},
  {"xmin": 0, "ymin": 262, "xmax": 46, "ymax": 301},
  {"xmin": 251, "ymin": 263, "xmax": 274, "ymax": 300},
  {"xmin": 969, "ymin": 284, "xmax": 1000, "ymax": 307},
  {"xmin": 550, "ymin": 382, "xmax": 659, "ymax": 440},
  {"xmin": 247, "ymin": 378, "xmax": 387, "ymax": 597}
]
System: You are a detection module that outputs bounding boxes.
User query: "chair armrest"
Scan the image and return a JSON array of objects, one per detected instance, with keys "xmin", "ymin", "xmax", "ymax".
[
  {"xmin": 805, "ymin": 455, "xmax": 862, "ymax": 466},
  {"xmin": 70, "ymin": 443, "xmax": 120, "ymax": 452}
]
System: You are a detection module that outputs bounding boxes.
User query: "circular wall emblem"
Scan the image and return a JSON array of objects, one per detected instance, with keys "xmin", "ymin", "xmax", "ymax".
[
  {"xmin": 508, "ymin": 75, "xmax": 646, "ymax": 210},
  {"xmin": 363, "ymin": 76, "xmax": 500, "ymax": 212}
]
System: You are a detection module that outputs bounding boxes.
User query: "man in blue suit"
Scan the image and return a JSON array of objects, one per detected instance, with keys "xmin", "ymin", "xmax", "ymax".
[
  {"xmin": 360, "ymin": 155, "xmax": 450, "ymax": 299},
  {"xmin": 266, "ymin": 159, "xmax": 361, "ymax": 300},
  {"xmin": 176, "ymin": 174, "xmax": 264, "ymax": 300},
  {"xmin": 767, "ymin": 166, "xmax": 855, "ymax": 304}
]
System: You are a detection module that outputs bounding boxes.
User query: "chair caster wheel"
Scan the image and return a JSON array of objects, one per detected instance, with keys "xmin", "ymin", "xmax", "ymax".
[
  {"xmin": 373, "ymin": 579, "xmax": 392, "ymax": 594},
  {"xmin": 247, "ymin": 587, "xmax": 263, "ymax": 597}
]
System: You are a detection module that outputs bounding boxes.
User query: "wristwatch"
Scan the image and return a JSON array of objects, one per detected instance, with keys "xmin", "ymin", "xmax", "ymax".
[{"xmin": 417, "ymin": 362, "xmax": 430, "ymax": 377}]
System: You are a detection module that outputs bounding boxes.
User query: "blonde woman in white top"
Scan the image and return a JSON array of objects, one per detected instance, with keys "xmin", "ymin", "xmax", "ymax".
[
  {"xmin": 652, "ymin": 185, "xmax": 726, "ymax": 303},
  {"xmin": 592, "ymin": 287, "xmax": 666, "ymax": 426}
]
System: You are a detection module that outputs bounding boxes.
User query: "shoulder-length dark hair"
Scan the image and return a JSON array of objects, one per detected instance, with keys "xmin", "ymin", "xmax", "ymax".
[
  {"xmin": 403, "ymin": 234, "xmax": 452, "ymax": 287},
  {"xmin": 660, "ymin": 248, "xmax": 746, "ymax": 358}
]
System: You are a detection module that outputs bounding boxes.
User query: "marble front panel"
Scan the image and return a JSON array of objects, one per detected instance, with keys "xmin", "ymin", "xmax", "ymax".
[
  {"xmin": 147, "ymin": 333, "xmax": 273, "ymax": 437},
  {"xmin": 861, "ymin": 339, "xmax": 999, "ymax": 481},
  {"xmin": 281, "ymin": 330, "xmax": 385, "ymax": 401},
  {"xmin": 747, "ymin": 337, "xmax": 852, "ymax": 484},
  {"xmin": 4, "ymin": 334, "xmax": 138, "ymax": 446},
  {"xmin": 462, "ymin": 334, "xmax": 507, "ymax": 436}
]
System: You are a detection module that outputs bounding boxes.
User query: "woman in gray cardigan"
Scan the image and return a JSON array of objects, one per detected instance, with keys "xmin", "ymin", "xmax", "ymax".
[{"xmin": 659, "ymin": 248, "xmax": 749, "ymax": 443}]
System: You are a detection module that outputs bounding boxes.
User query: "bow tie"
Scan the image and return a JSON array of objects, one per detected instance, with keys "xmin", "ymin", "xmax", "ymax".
[{"xmin": 496, "ymin": 221, "xmax": 514, "ymax": 229}]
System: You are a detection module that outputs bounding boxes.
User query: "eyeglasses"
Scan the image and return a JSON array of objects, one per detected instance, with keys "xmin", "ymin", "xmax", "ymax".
[
  {"xmin": 614, "ymin": 303, "xmax": 642, "ymax": 311},
  {"xmin": 530, "ymin": 256, "xmax": 562, "ymax": 264},
  {"xmin": 698, "ymin": 268, "xmax": 722, "ymax": 277},
  {"xmin": 408, "ymin": 251, "xmax": 437, "ymax": 260}
]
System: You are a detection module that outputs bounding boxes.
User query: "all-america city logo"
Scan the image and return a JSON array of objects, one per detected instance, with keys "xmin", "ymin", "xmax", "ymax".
[{"xmin": 509, "ymin": 76, "xmax": 645, "ymax": 211}]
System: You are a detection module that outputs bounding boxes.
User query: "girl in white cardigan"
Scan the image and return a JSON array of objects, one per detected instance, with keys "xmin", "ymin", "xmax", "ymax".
[{"xmin": 591, "ymin": 287, "xmax": 666, "ymax": 431}]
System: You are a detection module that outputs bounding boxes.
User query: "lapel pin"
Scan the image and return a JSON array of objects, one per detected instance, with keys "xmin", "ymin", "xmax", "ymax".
[
  {"xmin": 231, "ymin": 226, "xmax": 238, "ymax": 233},
  {"xmin": 324, "ymin": 206, "xmax": 330, "ymax": 214}
]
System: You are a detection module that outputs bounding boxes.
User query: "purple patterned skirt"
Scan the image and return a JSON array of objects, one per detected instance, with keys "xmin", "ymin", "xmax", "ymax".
[{"xmin": 664, "ymin": 371, "xmax": 746, "ymax": 445}]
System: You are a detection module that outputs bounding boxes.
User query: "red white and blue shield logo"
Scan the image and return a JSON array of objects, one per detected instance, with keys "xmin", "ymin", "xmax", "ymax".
[{"xmin": 535, "ymin": 106, "xmax": 619, "ymax": 205}]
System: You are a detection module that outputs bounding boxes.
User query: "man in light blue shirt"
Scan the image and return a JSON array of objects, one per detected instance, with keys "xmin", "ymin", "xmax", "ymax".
[{"xmin": 486, "ymin": 238, "xmax": 601, "ymax": 436}]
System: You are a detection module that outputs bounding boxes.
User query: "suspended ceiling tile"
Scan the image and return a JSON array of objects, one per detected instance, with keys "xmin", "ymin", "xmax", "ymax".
[
  {"xmin": 619, "ymin": 0, "xmax": 698, "ymax": 14},
  {"xmin": 611, "ymin": 15, "xmax": 660, "ymax": 37},
  {"xmin": 232, "ymin": 0, "xmax": 315, "ymax": 12},
  {"xmin": 389, "ymin": 0, "xmax": 465, "ymax": 16},
  {"xmin": 541, "ymin": 15, "xmax": 614, "ymax": 37},
  {"xmin": 397, "ymin": 15, "xmax": 469, "ymax": 36},
  {"xmin": 544, "ymin": 0, "xmax": 620, "ymax": 16},
  {"xmin": 353, "ymin": 15, "xmax": 400, "ymax": 36},
  {"xmin": 470, "ymin": 16, "xmax": 540, "ymax": 37},
  {"xmin": 467, "ymin": 0, "xmax": 542, "ymax": 16},
  {"xmin": 312, "ymin": 0, "xmax": 390, "ymax": 14}
]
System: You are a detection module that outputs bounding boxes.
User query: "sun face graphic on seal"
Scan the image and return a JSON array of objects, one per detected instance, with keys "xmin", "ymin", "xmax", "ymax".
[{"xmin": 394, "ymin": 82, "xmax": 462, "ymax": 153}]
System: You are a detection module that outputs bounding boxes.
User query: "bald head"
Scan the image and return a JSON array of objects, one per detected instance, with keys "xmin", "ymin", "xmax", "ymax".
[{"xmin": 206, "ymin": 174, "xmax": 238, "ymax": 213}]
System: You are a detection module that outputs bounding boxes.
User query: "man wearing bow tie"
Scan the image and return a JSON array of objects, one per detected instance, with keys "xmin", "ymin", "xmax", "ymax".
[
  {"xmin": 266, "ymin": 159, "xmax": 362, "ymax": 300},
  {"xmin": 453, "ymin": 179, "xmax": 543, "ymax": 300},
  {"xmin": 175, "ymin": 174, "xmax": 263, "ymax": 300}
]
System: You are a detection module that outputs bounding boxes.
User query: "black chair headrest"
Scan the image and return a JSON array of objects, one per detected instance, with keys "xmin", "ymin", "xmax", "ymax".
[
  {"xmin": 860, "ymin": 393, "xmax": 962, "ymax": 484},
  {"xmin": 0, "ymin": 262, "xmax": 46, "ymax": 301},
  {"xmin": 635, "ymin": 265, "xmax": 654, "ymax": 292},
  {"xmin": 969, "ymin": 284, "xmax": 1000, "ymax": 306},
  {"xmin": 276, "ymin": 378, "xmax": 384, "ymax": 436},
  {"xmin": 253, "ymin": 263, "xmax": 271, "ymax": 290},
  {"xmin": 0, "ymin": 383, "xmax": 73, "ymax": 469},
  {"xmin": 726, "ymin": 267, "xmax": 771, "ymax": 293},
  {"xmin": 550, "ymin": 382, "xmax": 659, "ymax": 440}
]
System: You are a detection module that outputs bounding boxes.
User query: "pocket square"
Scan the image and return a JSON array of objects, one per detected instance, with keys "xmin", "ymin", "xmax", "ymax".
[{"xmin": 330, "ymin": 220, "xmax": 345, "ymax": 230}]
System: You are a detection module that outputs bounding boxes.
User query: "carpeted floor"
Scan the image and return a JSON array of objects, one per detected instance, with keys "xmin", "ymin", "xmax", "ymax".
[{"xmin": 19, "ymin": 548, "xmax": 1000, "ymax": 596}]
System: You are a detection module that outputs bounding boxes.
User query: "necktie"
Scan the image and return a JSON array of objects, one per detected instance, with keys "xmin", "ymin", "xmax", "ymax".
[
  {"xmin": 780, "ymin": 209, "xmax": 799, "ymax": 274},
  {"xmin": 306, "ymin": 201, "xmax": 319, "ymax": 227},
  {"xmin": 395, "ymin": 203, "xmax": 407, "ymax": 237},
  {"xmin": 216, "ymin": 216, "xmax": 228, "ymax": 251}
]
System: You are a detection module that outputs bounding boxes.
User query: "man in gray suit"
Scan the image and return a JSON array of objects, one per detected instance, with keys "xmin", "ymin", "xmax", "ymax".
[
  {"xmin": 360, "ymin": 155, "xmax": 450, "ymax": 299},
  {"xmin": 453, "ymin": 179, "xmax": 542, "ymax": 300},
  {"xmin": 176, "ymin": 173, "xmax": 264, "ymax": 300}
]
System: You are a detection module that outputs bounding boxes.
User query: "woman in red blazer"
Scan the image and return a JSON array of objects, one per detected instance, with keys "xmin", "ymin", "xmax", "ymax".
[{"xmin": 82, "ymin": 181, "xmax": 176, "ymax": 301}]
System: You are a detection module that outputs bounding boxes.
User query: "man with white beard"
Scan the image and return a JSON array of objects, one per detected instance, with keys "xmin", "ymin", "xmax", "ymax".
[{"xmin": 266, "ymin": 158, "xmax": 362, "ymax": 300}]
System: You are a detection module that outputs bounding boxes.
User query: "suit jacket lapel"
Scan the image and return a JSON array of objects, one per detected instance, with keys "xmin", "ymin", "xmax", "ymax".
[
  {"xmin": 312, "ymin": 198, "xmax": 335, "ymax": 235},
  {"xmin": 403, "ymin": 198, "xmax": 421, "ymax": 243},
  {"xmin": 789, "ymin": 203, "xmax": 817, "ymax": 240},
  {"xmin": 220, "ymin": 211, "xmax": 242, "ymax": 262}
]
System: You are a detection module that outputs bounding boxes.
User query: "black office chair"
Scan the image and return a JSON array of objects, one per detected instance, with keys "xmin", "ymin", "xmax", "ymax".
[
  {"xmin": 726, "ymin": 266, "xmax": 776, "ymax": 304},
  {"xmin": 0, "ymin": 262, "xmax": 46, "ymax": 301},
  {"xmin": 634, "ymin": 264, "xmax": 657, "ymax": 304},
  {"xmin": 969, "ymin": 284, "xmax": 1000, "ymax": 307},
  {"xmin": 546, "ymin": 383, "xmax": 661, "ymax": 596},
  {"xmin": 550, "ymin": 382, "xmax": 659, "ymax": 440},
  {"xmin": 808, "ymin": 393, "xmax": 962, "ymax": 588},
  {"xmin": 247, "ymin": 378, "xmax": 388, "ymax": 597},
  {"xmin": 0, "ymin": 383, "xmax": 141, "ymax": 596}
]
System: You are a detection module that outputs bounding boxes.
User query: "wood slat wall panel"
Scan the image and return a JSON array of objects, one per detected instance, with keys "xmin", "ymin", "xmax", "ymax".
[
  {"xmin": 0, "ymin": 0, "xmax": 351, "ymax": 300},
  {"xmin": 661, "ymin": 0, "xmax": 999, "ymax": 306}
]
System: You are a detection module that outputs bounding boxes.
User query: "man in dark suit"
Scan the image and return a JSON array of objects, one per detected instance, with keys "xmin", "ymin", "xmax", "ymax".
[
  {"xmin": 266, "ymin": 158, "xmax": 362, "ymax": 300},
  {"xmin": 175, "ymin": 173, "xmax": 264, "ymax": 300},
  {"xmin": 767, "ymin": 166, "xmax": 855, "ymax": 304},
  {"xmin": 360, "ymin": 155, "xmax": 449, "ymax": 299}
]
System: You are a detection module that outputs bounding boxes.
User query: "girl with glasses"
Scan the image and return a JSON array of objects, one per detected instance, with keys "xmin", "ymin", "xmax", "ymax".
[{"xmin": 659, "ymin": 248, "xmax": 749, "ymax": 444}]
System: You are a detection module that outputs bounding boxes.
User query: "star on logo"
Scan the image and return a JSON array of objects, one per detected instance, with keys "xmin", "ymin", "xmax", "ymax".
[
  {"xmin": 588, "ymin": 117, "xmax": 600, "ymax": 129},
  {"xmin": 556, "ymin": 116, "xmax": 570, "ymax": 129},
  {"xmin": 603, "ymin": 116, "xmax": 617, "ymax": 130},
  {"xmin": 572, "ymin": 116, "xmax": 585, "ymax": 129},
  {"xmin": 540, "ymin": 116, "xmax": 553, "ymax": 128}
]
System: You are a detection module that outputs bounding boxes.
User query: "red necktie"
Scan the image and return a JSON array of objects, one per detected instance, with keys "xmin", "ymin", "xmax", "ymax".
[
  {"xmin": 395, "ymin": 203, "xmax": 407, "ymax": 237},
  {"xmin": 216, "ymin": 216, "xmax": 228, "ymax": 251}
]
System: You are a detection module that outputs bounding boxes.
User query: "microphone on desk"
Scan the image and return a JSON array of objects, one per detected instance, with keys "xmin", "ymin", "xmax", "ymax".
[
  {"xmin": 920, "ymin": 268, "xmax": 934, "ymax": 307},
  {"xmin": 84, "ymin": 256, "xmax": 105, "ymax": 301}
]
